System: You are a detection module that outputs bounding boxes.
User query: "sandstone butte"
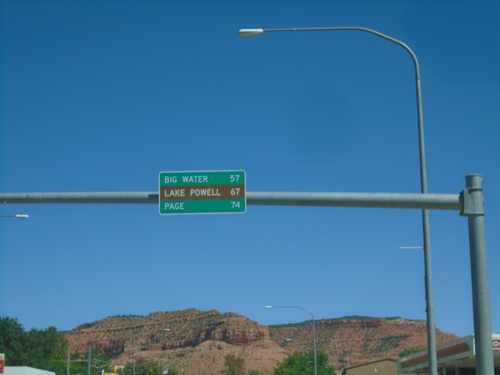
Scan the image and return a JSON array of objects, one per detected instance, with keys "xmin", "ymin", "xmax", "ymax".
[{"xmin": 64, "ymin": 309, "xmax": 459, "ymax": 375}]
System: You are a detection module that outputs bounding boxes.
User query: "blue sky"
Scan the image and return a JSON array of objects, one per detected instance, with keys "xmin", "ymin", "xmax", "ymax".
[{"xmin": 1, "ymin": 1, "xmax": 499, "ymax": 339}]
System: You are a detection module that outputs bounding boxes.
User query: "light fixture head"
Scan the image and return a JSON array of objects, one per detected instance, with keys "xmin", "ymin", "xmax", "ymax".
[{"xmin": 238, "ymin": 28, "xmax": 264, "ymax": 37}]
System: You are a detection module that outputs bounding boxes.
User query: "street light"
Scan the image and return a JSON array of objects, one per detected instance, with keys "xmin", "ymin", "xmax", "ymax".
[
  {"xmin": 265, "ymin": 305, "xmax": 317, "ymax": 375},
  {"xmin": 241, "ymin": 26, "xmax": 437, "ymax": 375},
  {"xmin": 0, "ymin": 214, "xmax": 29, "ymax": 219}
]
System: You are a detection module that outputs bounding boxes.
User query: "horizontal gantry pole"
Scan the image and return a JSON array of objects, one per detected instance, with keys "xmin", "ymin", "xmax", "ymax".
[{"xmin": 0, "ymin": 191, "xmax": 462, "ymax": 211}]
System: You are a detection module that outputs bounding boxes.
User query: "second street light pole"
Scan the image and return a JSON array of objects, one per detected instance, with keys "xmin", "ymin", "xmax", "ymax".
[
  {"xmin": 133, "ymin": 335, "xmax": 136, "ymax": 375},
  {"xmin": 266, "ymin": 305, "xmax": 317, "ymax": 375},
  {"xmin": 240, "ymin": 26, "xmax": 437, "ymax": 375}
]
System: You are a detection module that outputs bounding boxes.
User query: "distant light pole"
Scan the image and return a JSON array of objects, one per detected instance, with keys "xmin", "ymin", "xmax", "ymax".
[
  {"xmin": 87, "ymin": 344, "xmax": 91, "ymax": 375},
  {"xmin": 0, "ymin": 214, "xmax": 29, "ymax": 219},
  {"xmin": 241, "ymin": 26, "xmax": 437, "ymax": 375},
  {"xmin": 133, "ymin": 335, "xmax": 136, "ymax": 375},
  {"xmin": 265, "ymin": 305, "xmax": 317, "ymax": 375}
]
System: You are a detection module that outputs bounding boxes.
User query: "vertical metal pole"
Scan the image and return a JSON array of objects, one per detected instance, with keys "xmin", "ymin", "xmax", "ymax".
[
  {"xmin": 463, "ymin": 174, "xmax": 494, "ymax": 375},
  {"xmin": 88, "ymin": 344, "xmax": 91, "ymax": 375},
  {"xmin": 414, "ymin": 52, "xmax": 438, "ymax": 375},
  {"xmin": 421, "ymin": 208, "xmax": 436, "ymax": 375},
  {"xmin": 241, "ymin": 27, "xmax": 438, "ymax": 375},
  {"xmin": 133, "ymin": 336, "xmax": 136, "ymax": 375},
  {"xmin": 266, "ymin": 305, "xmax": 317, "ymax": 375},
  {"xmin": 311, "ymin": 314, "xmax": 317, "ymax": 375},
  {"xmin": 67, "ymin": 346, "xmax": 70, "ymax": 375}
]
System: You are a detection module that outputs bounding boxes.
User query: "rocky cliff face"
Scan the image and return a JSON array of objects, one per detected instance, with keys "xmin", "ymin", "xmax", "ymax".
[
  {"xmin": 65, "ymin": 309, "xmax": 285, "ymax": 374},
  {"xmin": 269, "ymin": 317, "xmax": 457, "ymax": 368},
  {"xmin": 64, "ymin": 309, "xmax": 458, "ymax": 375}
]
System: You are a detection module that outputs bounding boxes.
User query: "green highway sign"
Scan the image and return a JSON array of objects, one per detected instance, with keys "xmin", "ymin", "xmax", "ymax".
[{"xmin": 159, "ymin": 170, "xmax": 246, "ymax": 215}]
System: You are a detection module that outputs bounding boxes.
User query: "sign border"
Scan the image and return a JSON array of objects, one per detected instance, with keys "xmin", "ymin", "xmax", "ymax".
[{"xmin": 159, "ymin": 170, "xmax": 247, "ymax": 215}]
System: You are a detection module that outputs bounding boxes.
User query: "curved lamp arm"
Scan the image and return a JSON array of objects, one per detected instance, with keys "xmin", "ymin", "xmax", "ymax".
[{"xmin": 243, "ymin": 26, "xmax": 436, "ymax": 375}]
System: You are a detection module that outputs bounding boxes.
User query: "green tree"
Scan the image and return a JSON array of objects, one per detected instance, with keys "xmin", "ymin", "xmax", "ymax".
[
  {"xmin": 123, "ymin": 360, "xmax": 167, "ymax": 375},
  {"xmin": 274, "ymin": 350, "xmax": 335, "ymax": 375},
  {"xmin": 147, "ymin": 367, "xmax": 160, "ymax": 375},
  {"xmin": 67, "ymin": 353, "xmax": 88, "ymax": 375},
  {"xmin": 23, "ymin": 327, "xmax": 67, "ymax": 372},
  {"xmin": 161, "ymin": 367, "xmax": 178, "ymax": 375},
  {"xmin": 399, "ymin": 348, "xmax": 423, "ymax": 358},
  {"xmin": 0, "ymin": 317, "xmax": 68, "ymax": 373},
  {"xmin": 124, "ymin": 360, "xmax": 148, "ymax": 375},
  {"xmin": 0, "ymin": 317, "xmax": 25, "ymax": 365},
  {"xmin": 223, "ymin": 353, "xmax": 246, "ymax": 375},
  {"xmin": 91, "ymin": 347, "xmax": 113, "ymax": 375}
]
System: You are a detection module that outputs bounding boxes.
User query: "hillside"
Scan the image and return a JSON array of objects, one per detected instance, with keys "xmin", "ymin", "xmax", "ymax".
[{"xmin": 64, "ymin": 309, "xmax": 458, "ymax": 374}]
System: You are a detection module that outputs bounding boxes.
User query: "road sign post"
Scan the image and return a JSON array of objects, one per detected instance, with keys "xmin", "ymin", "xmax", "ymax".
[{"xmin": 159, "ymin": 170, "xmax": 246, "ymax": 215}]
